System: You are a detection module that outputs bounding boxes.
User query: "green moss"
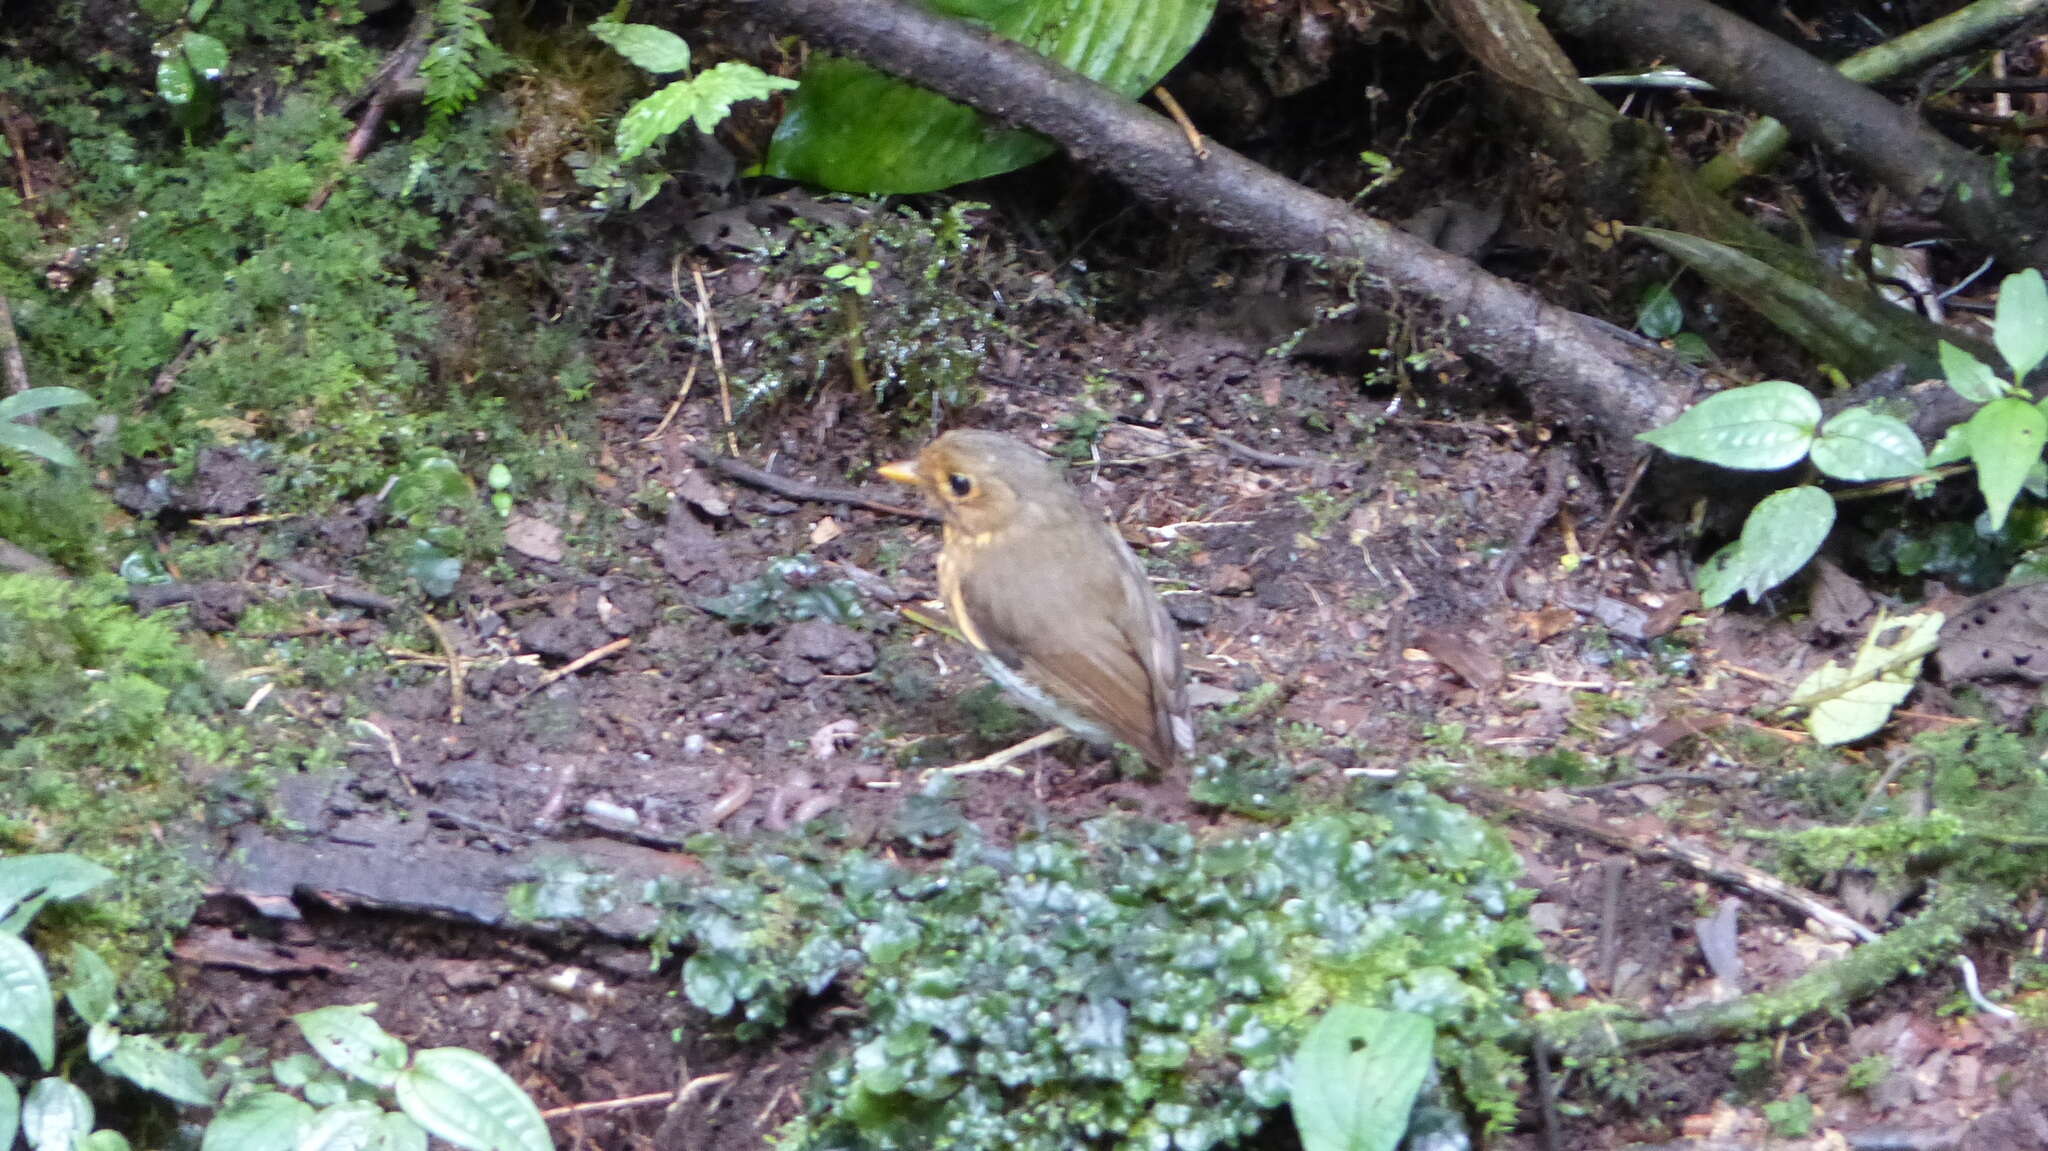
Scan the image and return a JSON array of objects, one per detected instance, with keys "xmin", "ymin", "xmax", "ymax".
[
  {"xmin": 656, "ymin": 784, "xmax": 1539, "ymax": 1148},
  {"xmin": 0, "ymin": 574, "xmax": 217, "ymax": 1024}
]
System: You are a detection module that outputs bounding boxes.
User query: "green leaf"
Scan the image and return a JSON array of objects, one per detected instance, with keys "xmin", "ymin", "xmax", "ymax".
[
  {"xmin": 1791, "ymin": 611, "xmax": 1942, "ymax": 745},
  {"xmin": 1811, "ymin": 407, "xmax": 1926, "ymax": 481},
  {"xmin": 83, "ymin": 1132, "xmax": 133, "ymax": 1151},
  {"xmin": 1637, "ymin": 381, "xmax": 1821, "ymax": 470},
  {"xmin": 1994, "ymin": 268, "xmax": 2048, "ymax": 382},
  {"xmin": 182, "ymin": 32, "xmax": 228, "ymax": 80},
  {"xmin": 0, "ymin": 386, "xmax": 92, "ymax": 423},
  {"xmin": 100, "ymin": 1032, "xmax": 216, "ymax": 1106},
  {"xmin": 373, "ymin": 1111, "xmax": 430, "ymax": 1151},
  {"xmin": 1289, "ymin": 1005, "xmax": 1434, "ymax": 1151},
  {"xmin": 616, "ymin": 64, "xmax": 798, "ymax": 161},
  {"xmin": 0, "ymin": 854, "xmax": 114, "ymax": 934},
  {"xmin": 0, "ymin": 932, "xmax": 55, "ymax": 1070},
  {"xmin": 295, "ymin": 1004, "xmax": 408, "ymax": 1089},
  {"xmin": 0, "ymin": 423, "xmax": 80, "ymax": 466},
  {"xmin": 765, "ymin": 0, "xmax": 1216, "ymax": 194},
  {"xmin": 20, "ymin": 1077, "xmax": 92, "ymax": 1150},
  {"xmin": 1636, "ymin": 281, "xmax": 1684, "ymax": 340},
  {"xmin": 1927, "ymin": 423, "xmax": 1971, "ymax": 467},
  {"xmin": 392, "ymin": 1047, "xmax": 552, "ymax": 1151},
  {"xmin": 1696, "ymin": 485, "xmax": 1836, "ymax": 607},
  {"xmin": 201, "ymin": 1090, "xmax": 316, "ymax": 1151},
  {"xmin": 64, "ymin": 944, "xmax": 118, "ymax": 1028},
  {"xmin": 1967, "ymin": 397, "xmax": 2047, "ymax": 530},
  {"xmin": 1940, "ymin": 339, "xmax": 2005, "ymax": 403},
  {"xmin": 298, "ymin": 1099, "xmax": 387, "ymax": 1151},
  {"xmin": 590, "ymin": 21, "xmax": 691, "ymax": 74},
  {"xmin": 157, "ymin": 51, "xmax": 197, "ymax": 105},
  {"xmin": 186, "ymin": 0, "xmax": 215, "ymax": 24}
]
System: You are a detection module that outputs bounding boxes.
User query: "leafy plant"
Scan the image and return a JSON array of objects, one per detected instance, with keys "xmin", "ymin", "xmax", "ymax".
[
  {"xmin": 657, "ymin": 784, "xmax": 1539, "ymax": 1149},
  {"xmin": 0, "ymin": 854, "xmax": 554, "ymax": 1151},
  {"xmin": 0, "ymin": 388, "xmax": 93, "ymax": 466},
  {"xmin": 1638, "ymin": 269, "xmax": 2048, "ymax": 607},
  {"xmin": 698, "ymin": 554, "xmax": 872, "ymax": 628},
  {"xmin": 587, "ymin": 18, "xmax": 795, "ymax": 201},
  {"xmin": 763, "ymin": 0, "xmax": 1215, "ymax": 193}
]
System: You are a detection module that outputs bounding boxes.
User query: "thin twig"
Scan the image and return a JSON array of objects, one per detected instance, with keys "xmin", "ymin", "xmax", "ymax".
[
  {"xmin": 419, "ymin": 610, "xmax": 466, "ymax": 725},
  {"xmin": 1150, "ymin": 85, "xmax": 1208, "ymax": 159},
  {"xmin": 1461, "ymin": 782, "xmax": 1877, "ymax": 942},
  {"xmin": 308, "ymin": 15, "xmax": 430, "ymax": 210},
  {"xmin": 539, "ymin": 1073, "xmax": 737, "ymax": 1120},
  {"xmin": 1569, "ymin": 772, "xmax": 1728, "ymax": 795},
  {"xmin": 1485, "ymin": 450, "xmax": 1570, "ymax": 605},
  {"xmin": 519, "ymin": 637, "xmax": 633, "ymax": 698},
  {"xmin": 689, "ymin": 264, "xmax": 737, "ymax": 455},
  {"xmin": 1211, "ymin": 432, "xmax": 1321, "ymax": 468},
  {"xmin": 688, "ymin": 446, "xmax": 938, "ymax": 521},
  {"xmin": 922, "ymin": 728, "xmax": 1067, "ymax": 782}
]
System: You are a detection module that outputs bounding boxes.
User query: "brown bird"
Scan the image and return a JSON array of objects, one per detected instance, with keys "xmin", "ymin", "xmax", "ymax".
[{"xmin": 879, "ymin": 430, "xmax": 1193, "ymax": 770}]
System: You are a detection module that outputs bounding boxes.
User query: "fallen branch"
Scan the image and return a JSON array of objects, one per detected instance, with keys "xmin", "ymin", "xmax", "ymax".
[
  {"xmin": 720, "ymin": 0, "xmax": 1694, "ymax": 480},
  {"xmin": 307, "ymin": 15, "xmax": 431, "ymax": 211},
  {"xmin": 1542, "ymin": 0, "xmax": 2048, "ymax": 271},
  {"xmin": 1535, "ymin": 882, "xmax": 2006, "ymax": 1053}
]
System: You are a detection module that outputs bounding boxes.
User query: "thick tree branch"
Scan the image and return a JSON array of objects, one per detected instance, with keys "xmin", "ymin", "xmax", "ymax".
[
  {"xmin": 721, "ymin": 0, "xmax": 1695, "ymax": 479},
  {"xmin": 1541, "ymin": 0, "xmax": 2048, "ymax": 272}
]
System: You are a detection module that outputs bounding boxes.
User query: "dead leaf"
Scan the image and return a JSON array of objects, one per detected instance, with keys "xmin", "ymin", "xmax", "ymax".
[
  {"xmin": 672, "ymin": 465, "xmax": 731, "ymax": 518},
  {"xmin": 1517, "ymin": 606, "xmax": 1578, "ymax": 642},
  {"xmin": 504, "ymin": 515, "xmax": 565, "ymax": 563},
  {"xmin": 1809, "ymin": 558, "xmax": 1877, "ymax": 636},
  {"xmin": 811, "ymin": 516, "xmax": 844, "ymax": 546},
  {"xmin": 1938, "ymin": 582, "xmax": 2048, "ymax": 683},
  {"xmin": 1415, "ymin": 627, "xmax": 1505, "ymax": 693}
]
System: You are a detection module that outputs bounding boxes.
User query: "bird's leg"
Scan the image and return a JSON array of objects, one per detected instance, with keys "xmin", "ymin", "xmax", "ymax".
[{"xmin": 921, "ymin": 728, "xmax": 1068, "ymax": 782}]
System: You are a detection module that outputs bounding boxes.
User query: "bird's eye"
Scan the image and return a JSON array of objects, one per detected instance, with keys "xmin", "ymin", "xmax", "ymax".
[{"xmin": 947, "ymin": 473, "xmax": 973, "ymax": 498}]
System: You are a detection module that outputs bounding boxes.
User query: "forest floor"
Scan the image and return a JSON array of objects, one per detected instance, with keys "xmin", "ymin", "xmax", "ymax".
[{"xmin": 154, "ymin": 218, "xmax": 2045, "ymax": 1150}]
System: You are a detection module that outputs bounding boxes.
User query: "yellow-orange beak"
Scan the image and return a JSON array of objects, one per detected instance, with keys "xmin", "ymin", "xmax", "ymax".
[{"xmin": 877, "ymin": 459, "xmax": 921, "ymax": 485}]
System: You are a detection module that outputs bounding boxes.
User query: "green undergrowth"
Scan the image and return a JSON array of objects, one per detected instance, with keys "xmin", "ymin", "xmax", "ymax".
[
  {"xmin": 0, "ymin": 28, "xmax": 594, "ymax": 581},
  {"xmin": 0, "ymin": 574, "xmax": 224, "ymax": 1026},
  {"xmin": 724, "ymin": 200, "xmax": 1070, "ymax": 429},
  {"xmin": 1758, "ymin": 722, "xmax": 2048, "ymax": 895},
  {"xmin": 656, "ymin": 781, "xmax": 1544, "ymax": 1149}
]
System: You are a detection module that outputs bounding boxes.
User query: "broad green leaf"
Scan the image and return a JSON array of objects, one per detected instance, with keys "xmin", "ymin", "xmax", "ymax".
[
  {"xmin": 0, "ymin": 854, "xmax": 114, "ymax": 934},
  {"xmin": 83, "ymin": 1132, "xmax": 132, "ymax": 1151},
  {"xmin": 201, "ymin": 1090, "xmax": 315, "ymax": 1151},
  {"xmin": 616, "ymin": 63, "xmax": 799, "ymax": 161},
  {"xmin": 1939, "ymin": 339, "xmax": 2005, "ymax": 403},
  {"xmin": 681, "ymin": 952, "xmax": 742, "ymax": 1015},
  {"xmin": 0, "ymin": 386, "xmax": 92, "ymax": 423},
  {"xmin": 1967, "ymin": 397, "xmax": 2047, "ymax": 530},
  {"xmin": 766, "ymin": 0, "xmax": 1216, "ymax": 194},
  {"xmin": 1927, "ymin": 423, "xmax": 1971, "ymax": 467},
  {"xmin": 186, "ymin": 0, "xmax": 214, "ymax": 23},
  {"xmin": 393, "ymin": 1047, "xmax": 552, "ymax": 1151},
  {"xmin": 1994, "ymin": 268, "xmax": 2048, "ymax": 381},
  {"xmin": 1289, "ymin": 1005, "xmax": 1434, "ymax": 1151},
  {"xmin": 589, "ymin": 21, "xmax": 691, "ymax": 74},
  {"xmin": 182, "ymin": 32, "xmax": 228, "ymax": 80},
  {"xmin": 1791, "ymin": 611, "xmax": 1942, "ymax": 745},
  {"xmin": 1636, "ymin": 281, "xmax": 1684, "ymax": 340},
  {"xmin": 374, "ymin": 1112, "xmax": 430, "ymax": 1151},
  {"xmin": 64, "ymin": 944, "xmax": 117, "ymax": 1028},
  {"xmin": 100, "ymin": 1032, "xmax": 215, "ymax": 1106},
  {"xmin": 1637, "ymin": 381, "xmax": 1821, "ymax": 470},
  {"xmin": 0, "ymin": 932, "xmax": 55, "ymax": 1070},
  {"xmin": 0, "ymin": 1074, "xmax": 18, "ymax": 1151},
  {"xmin": 295, "ymin": 1004, "xmax": 407, "ymax": 1089},
  {"xmin": 0, "ymin": 424, "xmax": 80, "ymax": 466},
  {"xmin": 1811, "ymin": 407, "xmax": 1926, "ymax": 481},
  {"xmin": 157, "ymin": 52, "xmax": 197, "ymax": 105},
  {"xmin": 1696, "ymin": 485, "xmax": 1836, "ymax": 607},
  {"xmin": 21, "ymin": 1077, "xmax": 91, "ymax": 1150},
  {"xmin": 298, "ymin": 1099, "xmax": 386, "ymax": 1151}
]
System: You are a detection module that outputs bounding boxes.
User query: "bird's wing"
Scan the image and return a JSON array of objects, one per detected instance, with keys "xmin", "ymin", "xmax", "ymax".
[{"xmin": 955, "ymin": 525, "xmax": 1181, "ymax": 766}]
